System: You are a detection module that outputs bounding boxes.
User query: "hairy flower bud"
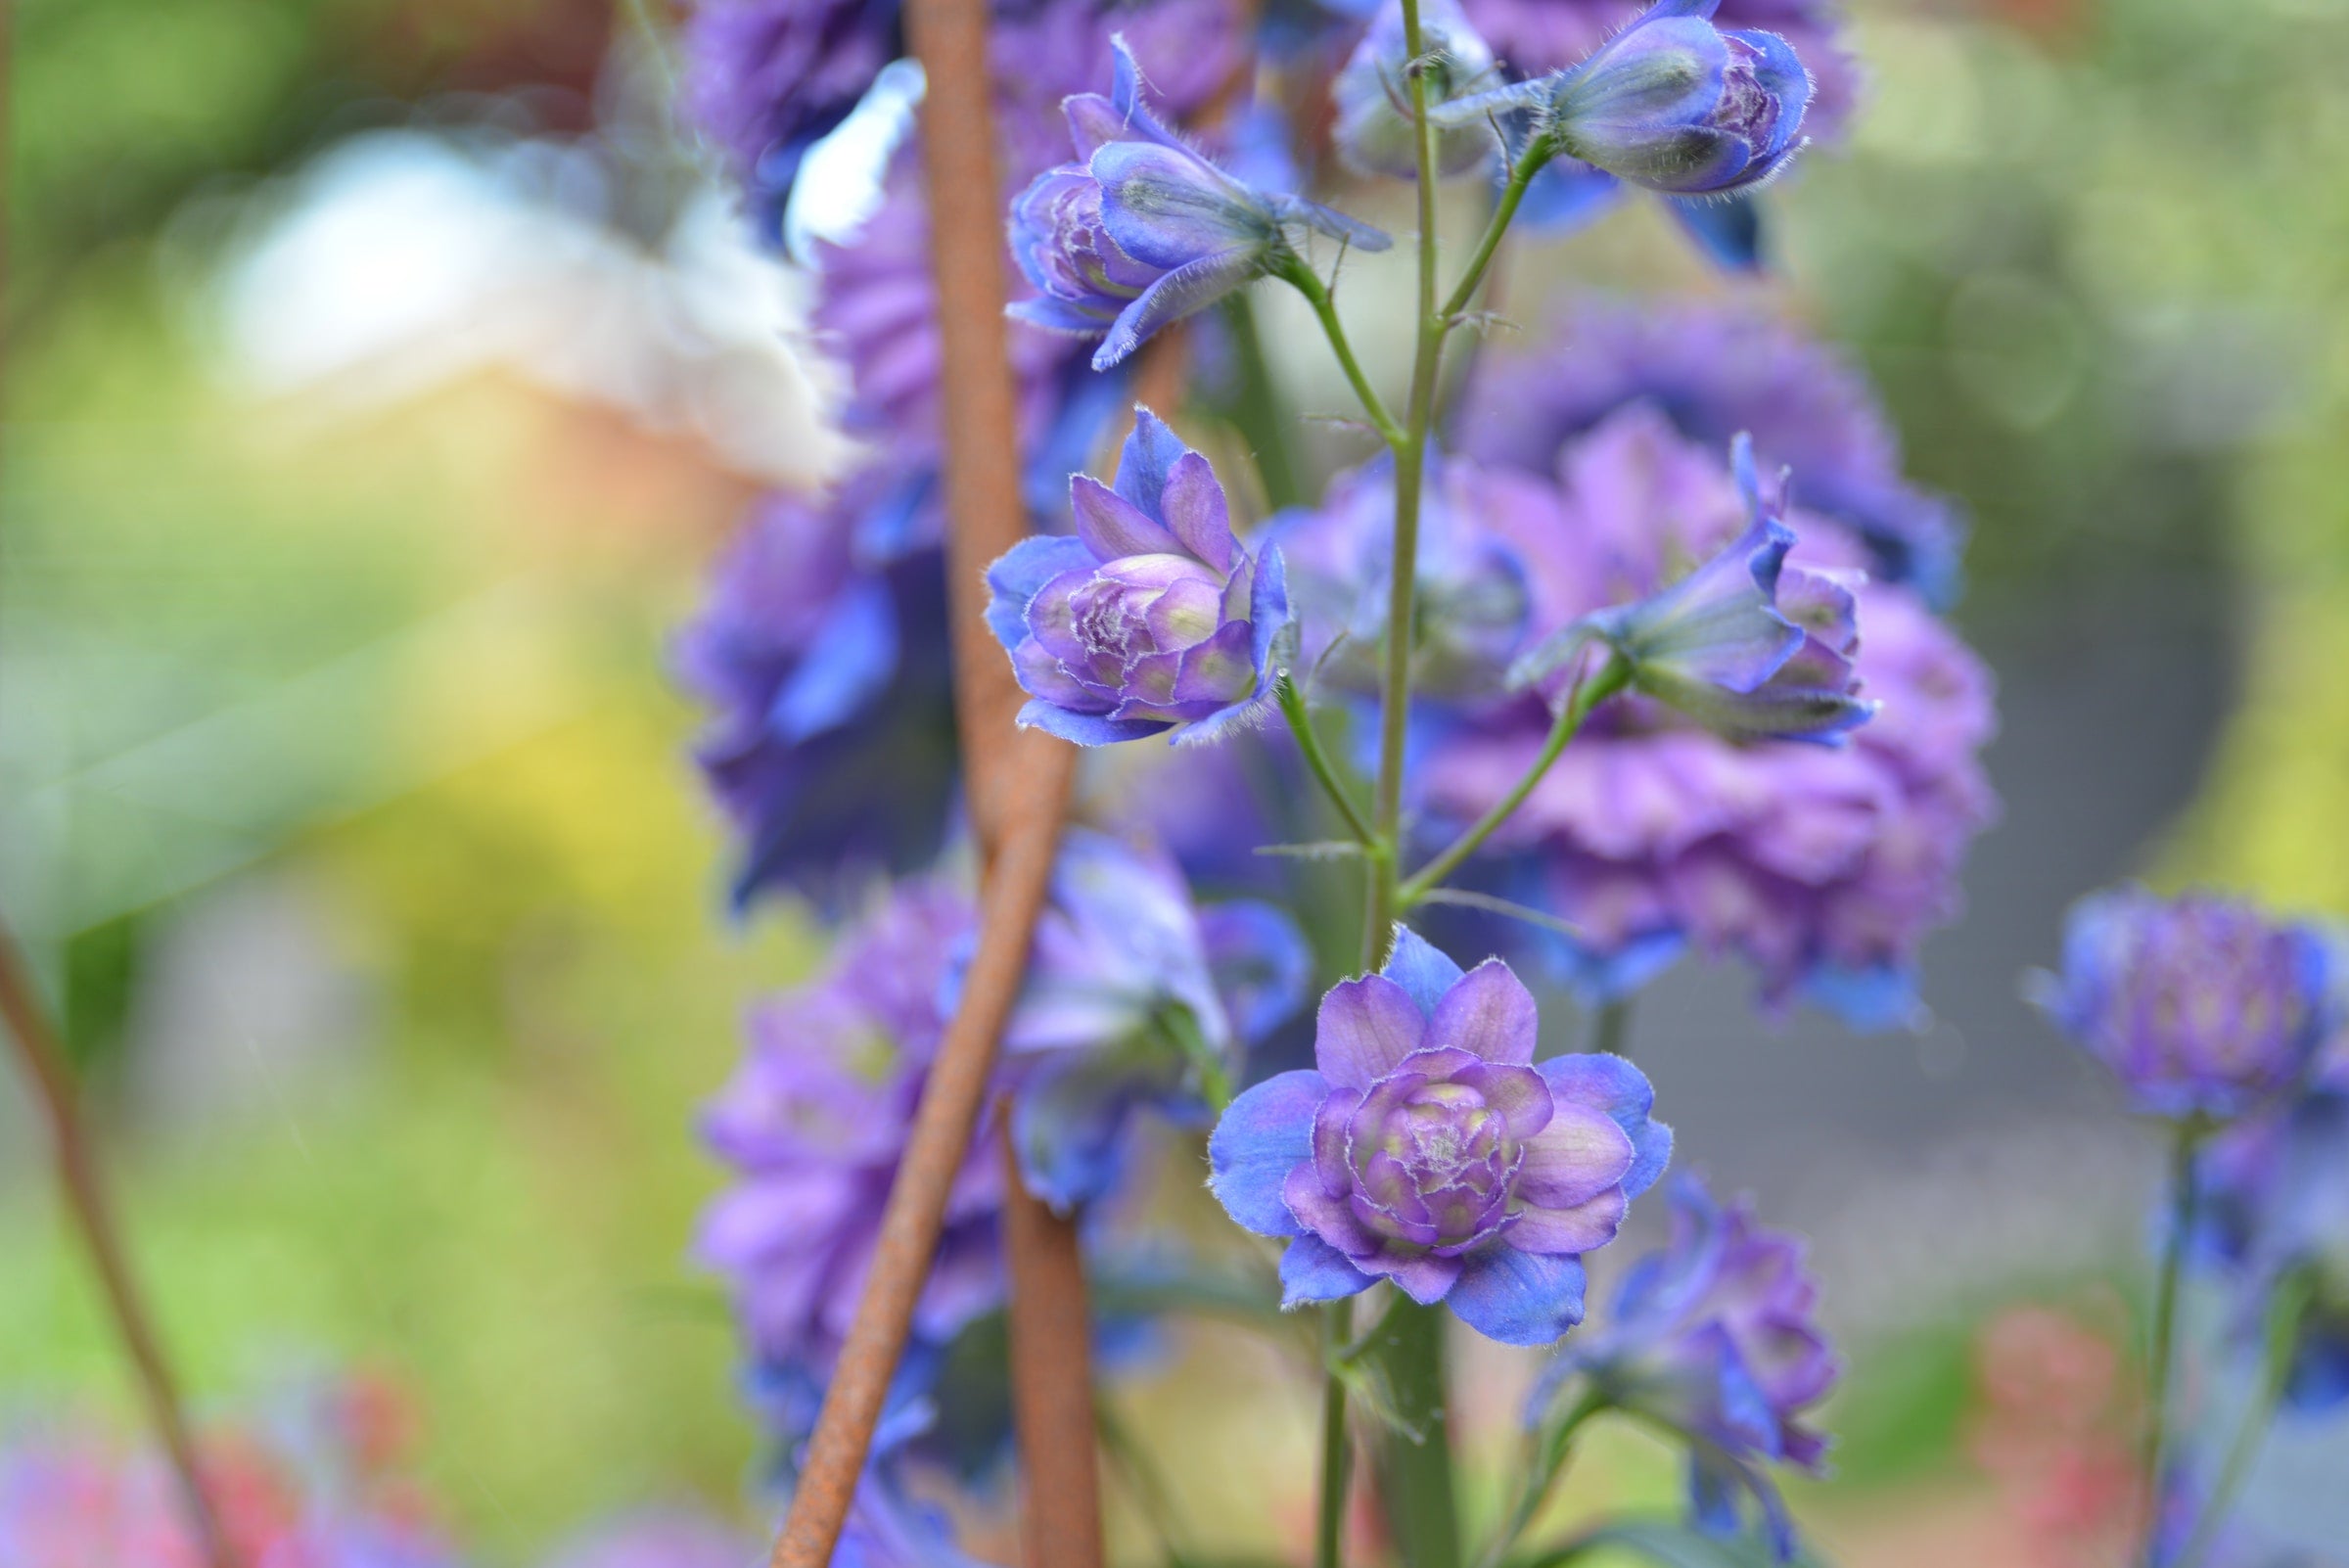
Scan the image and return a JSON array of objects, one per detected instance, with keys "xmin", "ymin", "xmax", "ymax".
[
  {"xmin": 1438, "ymin": 0, "xmax": 1811, "ymax": 197},
  {"xmin": 1209, "ymin": 927, "xmax": 1671, "ymax": 1345},
  {"xmin": 987, "ymin": 408, "xmax": 1294, "ymax": 746},
  {"xmin": 1512, "ymin": 435, "xmax": 1875, "ymax": 743},
  {"xmin": 1009, "ymin": 38, "xmax": 1390, "ymax": 369}
]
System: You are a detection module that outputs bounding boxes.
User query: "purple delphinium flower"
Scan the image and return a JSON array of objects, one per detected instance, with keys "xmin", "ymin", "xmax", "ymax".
[
  {"xmin": 672, "ymin": 482, "xmax": 958, "ymax": 909},
  {"xmin": 995, "ymin": 827, "xmax": 1311, "ymax": 1210},
  {"xmin": 1512, "ymin": 435, "xmax": 1875, "ymax": 745},
  {"xmin": 2192, "ymin": 1087, "xmax": 2349, "ymax": 1414},
  {"xmin": 1453, "ymin": 300, "xmax": 1966, "ymax": 605},
  {"xmin": 1437, "ymin": 0, "xmax": 1813, "ymax": 198},
  {"xmin": 1331, "ymin": 0, "xmax": 1499, "ymax": 180},
  {"xmin": 986, "ymin": 407, "xmax": 1295, "ymax": 746},
  {"xmin": 1416, "ymin": 404, "xmax": 1999, "ymax": 1025},
  {"xmin": 1009, "ymin": 40, "xmax": 1390, "ymax": 370},
  {"xmin": 806, "ymin": 0, "xmax": 1245, "ymax": 506},
  {"xmin": 684, "ymin": 0, "xmax": 1246, "ymax": 239},
  {"xmin": 682, "ymin": 0, "xmax": 901, "ymax": 232},
  {"xmin": 539, "ymin": 1509, "xmax": 756, "ymax": 1568},
  {"xmin": 1540, "ymin": 1174, "xmax": 1837, "ymax": 1560},
  {"xmin": 2027, "ymin": 886, "xmax": 2338, "ymax": 1123},
  {"xmin": 1209, "ymin": 927, "xmax": 1672, "ymax": 1345},
  {"xmin": 810, "ymin": 155, "xmax": 1084, "ymax": 512},
  {"xmin": 697, "ymin": 879, "xmax": 1004, "ymax": 1374},
  {"xmin": 1273, "ymin": 453, "xmax": 1534, "ymax": 701}
]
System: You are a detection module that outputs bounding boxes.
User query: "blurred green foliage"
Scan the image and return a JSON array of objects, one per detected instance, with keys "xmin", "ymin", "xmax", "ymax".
[{"xmin": 11, "ymin": 0, "xmax": 613, "ymax": 306}]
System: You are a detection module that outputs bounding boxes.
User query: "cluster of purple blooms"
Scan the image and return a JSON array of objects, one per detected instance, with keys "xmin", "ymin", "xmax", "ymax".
[{"xmin": 663, "ymin": 0, "xmax": 2025, "ymax": 1560}]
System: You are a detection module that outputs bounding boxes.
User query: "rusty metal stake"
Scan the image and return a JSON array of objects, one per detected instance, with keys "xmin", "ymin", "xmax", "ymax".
[
  {"xmin": 0, "ymin": 7, "xmax": 234, "ymax": 1554},
  {"xmin": 1000, "ymin": 1123, "xmax": 1106, "ymax": 1568},
  {"xmin": 0, "ymin": 926, "xmax": 240, "ymax": 1568},
  {"xmin": 764, "ymin": 0, "xmax": 1101, "ymax": 1556}
]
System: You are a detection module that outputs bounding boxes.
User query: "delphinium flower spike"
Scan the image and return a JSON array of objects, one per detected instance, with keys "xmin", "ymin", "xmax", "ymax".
[
  {"xmin": 1009, "ymin": 38, "xmax": 1391, "ymax": 369},
  {"xmin": 1209, "ymin": 926, "xmax": 1671, "ymax": 1345},
  {"xmin": 986, "ymin": 407, "xmax": 1295, "ymax": 746}
]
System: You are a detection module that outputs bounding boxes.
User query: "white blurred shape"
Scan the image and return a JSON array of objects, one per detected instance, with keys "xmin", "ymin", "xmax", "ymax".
[
  {"xmin": 212, "ymin": 128, "xmax": 845, "ymax": 485},
  {"xmin": 785, "ymin": 57, "xmax": 926, "ymax": 262}
]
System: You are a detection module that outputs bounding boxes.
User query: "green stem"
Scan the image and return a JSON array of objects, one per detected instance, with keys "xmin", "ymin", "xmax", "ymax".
[
  {"xmin": 2143, "ymin": 1120, "xmax": 2203, "ymax": 1550},
  {"xmin": 1161, "ymin": 1007, "xmax": 1233, "ymax": 1113},
  {"xmin": 1317, "ymin": 1297, "xmax": 1355, "ymax": 1568},
  {"xmin": 1361, "ymin": 25, "xmax": 1471, "ymax": 1556},
  {"xmin": 1221, "ymin": 291, "xmax": 1305, "ymax": 511},
  {"xmin": 2169, "ymin": 1268, "xmax": 2316, "ymax": 1568},
  {"xmin": 1399, "ymin": 658, "xmax": 1629, "ymax": 905},
  {"xmin": 1438, "ymin": 147, "xmax": 1545, "ymax": 330},
  {"xmin": 1372, "ymin": 1297, "xmax": 1461, "ymax": 1568},
  {"xmin": 1588, "ymin": 999, "xmax": 1632, "ymax": 1059},
  {"xmin": 1362, "ymin": 0, "xmax": 1446, "ymax": 979},
  {"xmin": 1280, "ymin": 261, "xmax": 1405, "ymax": 449},
  {"xmin": 1279, "ymin": 675, "xmax": 1377, "ymax": 847},
  {"xmin": 1476, "ymin": 1389, "xmax": 1606, "ymax": 1568}
]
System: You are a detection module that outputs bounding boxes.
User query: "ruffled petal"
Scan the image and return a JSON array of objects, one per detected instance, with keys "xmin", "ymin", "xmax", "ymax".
[
  {"xmin": 1425, "ymin": 957, "xmax": 1541, "ymax": 1065},
  {"xmin": 1207, "ymin": 1069, "xmax": 1327, "ymax": 1237},
  {"xmin": 1447, "ymin": 1247, "xmax": 1589, "ymax": 1346},
  {"xmin": 1279, "ymin": 1234, "xmax": 1378, "ymax": 1307},
  {"xmin": 1314, "ymin": 973, "xmax": 1430, "ymax": 1087}
]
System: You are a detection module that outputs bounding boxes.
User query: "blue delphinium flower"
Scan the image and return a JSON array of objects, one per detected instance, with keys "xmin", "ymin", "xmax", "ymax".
[
  {"xmin": 1511, "ymin": 436, "xmax": 1875, "ymax": 744},
  {"xmin": 682, "ymin": 0, "xmax": 902, "ymax": 236},
  {"xmin": 987, "ymin": 407, "xmax": 1295, "ymax": 746},
  {"xmin": 1538, "ymin": 1173, "xmax": 1838, "ymax": 1560},
  {"xmin": 696, "ymin": 880, "xmax": 1004, "ymax": 1383},
  {"xmin": 2028, "ymin": 886, "xmax": 2338, "ymax": 1123},
  {"xmin": 2192, "ymin": 1085, "xmax": 2349, "ymax": 1411},
  {"xmin": 1437, "ymin": 0, "xmax": 1812, "ymax": 198},
  {"xmin": 674, "ymin": 483, "xmax": 959, "ymax": 909},
  {"xmin": 1331, "ymin": 0, "xmax": 1499, "ymax": 180},
  {"xmin": 1209, "ymin": 927, "xmax": 1671, "ymax": 1345},
  {"xmin": 1009, "ymin": 39, "xmax": 1390, "ymax": 370},
  {"xmin": 993, "ymin": 828, "xmax": 1312, "ymax": 1211}
]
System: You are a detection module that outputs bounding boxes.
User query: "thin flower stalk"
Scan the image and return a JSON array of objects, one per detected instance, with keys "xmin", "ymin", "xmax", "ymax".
[{"xmin": 0, "ymin": 923, "xmax": 239, "ymax": 1568}]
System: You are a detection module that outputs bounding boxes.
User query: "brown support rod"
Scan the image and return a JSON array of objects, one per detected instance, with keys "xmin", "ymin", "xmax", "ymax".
[
  {"xmin": 766, "ymin": 800, "xmax": 1070, "ymax": 1568},
  {"xmin": 999, "ymin": 1127, "xmax": 1106, "ymax": 1568},
  {"xmin": 765, "ymin": 0, "xmax": 1097, "ymax": 1557},
  {"xmin": 0, "ymin": 4, "xmax": 232, "ymax": 1557},
  {"xmin": 0, "ymin": 926, "xmax": 238, "ymax": 1568}
]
